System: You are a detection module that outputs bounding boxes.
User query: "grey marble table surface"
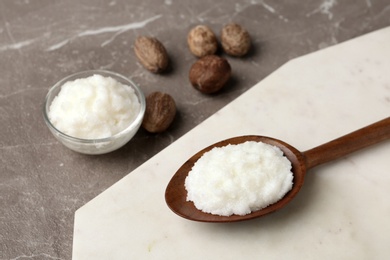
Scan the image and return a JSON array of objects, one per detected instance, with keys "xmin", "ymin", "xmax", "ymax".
[{"xmin": 1, "ymin": 1, "xmax": 389, "ymax": 259}]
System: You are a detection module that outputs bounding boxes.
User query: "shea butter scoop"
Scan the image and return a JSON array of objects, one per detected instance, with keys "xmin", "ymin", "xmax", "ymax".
[{"xmin": 165, "ymin": 117, "xmax": 390, "ymax": 223}]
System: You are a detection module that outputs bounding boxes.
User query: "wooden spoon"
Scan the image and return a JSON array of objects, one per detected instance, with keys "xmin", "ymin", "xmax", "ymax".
[{"xmin": 165, "ymin": 117, "xmax": 390, "ymax": 223}]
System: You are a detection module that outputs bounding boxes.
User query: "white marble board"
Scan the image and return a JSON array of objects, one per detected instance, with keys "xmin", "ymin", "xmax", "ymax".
[{"xmin": 72, "ymin": 27, "xmax": 390, "ymax": 259}]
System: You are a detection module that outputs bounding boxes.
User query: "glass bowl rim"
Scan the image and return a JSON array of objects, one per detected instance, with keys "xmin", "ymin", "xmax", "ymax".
[{"xmin": 42, "ymin": 69, "xmax": 146, "ymax": 144}]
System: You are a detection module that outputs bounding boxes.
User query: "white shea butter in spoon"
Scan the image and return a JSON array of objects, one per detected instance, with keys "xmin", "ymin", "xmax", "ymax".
[{"xmin": 185, "ymin": 141, "xmax": 294, "ymax": 216}]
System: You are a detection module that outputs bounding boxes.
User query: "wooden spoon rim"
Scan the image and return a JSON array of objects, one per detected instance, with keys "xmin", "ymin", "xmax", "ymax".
[{"xmin": 165, "ymin": 135, "xmax": 307, "ymax": 223}]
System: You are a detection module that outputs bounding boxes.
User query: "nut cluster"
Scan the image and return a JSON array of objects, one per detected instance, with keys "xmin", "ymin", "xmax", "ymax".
[
  {"xmin": 187, "ymin": 23, "xmax": 251, "ymax": 94},
  {"xmin": 132, "ymin": 22, "xmax": 251, "ymax": 133}
]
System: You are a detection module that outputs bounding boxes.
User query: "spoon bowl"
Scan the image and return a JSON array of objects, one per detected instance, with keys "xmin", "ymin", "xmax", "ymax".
[
  {"xmin": 165, "ymin": 117, "xmax": 390, "ymax": 223},
  {"xmin": 165, "ymin": 136, "xmax": 306, "ymax": 222}
]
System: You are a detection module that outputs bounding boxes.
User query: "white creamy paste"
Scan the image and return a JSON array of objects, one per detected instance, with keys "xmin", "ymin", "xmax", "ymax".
[
  {"xmin": 48, "ymin": 74, "xmax": 140, "ymax": 139},
  {"xmin": 185, "ymin": 141, "xmax": 293, "ymax": 216}
]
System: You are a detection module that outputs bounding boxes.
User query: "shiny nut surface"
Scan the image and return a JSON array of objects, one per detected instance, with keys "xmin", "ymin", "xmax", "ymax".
[{"xmin": 189, "ymin": 55, "xmax": 231, "ymax": 94}]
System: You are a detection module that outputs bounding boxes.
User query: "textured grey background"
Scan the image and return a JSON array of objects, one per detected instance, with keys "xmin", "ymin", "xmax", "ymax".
[{"xmin": 1, "ymin": 0, "xmax": 389, "ymax": 259}]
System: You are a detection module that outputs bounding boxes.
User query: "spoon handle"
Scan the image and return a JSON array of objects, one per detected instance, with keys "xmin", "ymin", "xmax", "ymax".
[{"xmin": 303, "ymin": 117, "xmax": 390, "ymax": 170}]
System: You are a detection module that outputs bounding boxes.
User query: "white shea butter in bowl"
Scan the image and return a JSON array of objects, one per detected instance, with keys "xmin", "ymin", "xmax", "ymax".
[
  {"xmin": 185, "ymin": 141, "xmax": 294, "ymax": 216},
  {"xmin": 43, "ymin": 70, "xmax": 145, "ymax": 154}
]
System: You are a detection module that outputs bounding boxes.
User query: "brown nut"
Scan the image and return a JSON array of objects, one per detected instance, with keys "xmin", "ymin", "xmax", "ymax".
[
  {"xmin": 189, "ymin": 55, "xmax": 231, "ymax": 94},
  {"xmin": 142, "ymin": 92, "xmax": 176, "ymax": 133},
  {"xmin": 187, "ymin": 25, "xmax": 218, "ymax": 58},
  {"xmin": 221, "ymin": 23, "xmax": 251, "ymax": 57},
  {"xmin": 134, "ymin": 36, "xmax": 169, "ymax": 73}
]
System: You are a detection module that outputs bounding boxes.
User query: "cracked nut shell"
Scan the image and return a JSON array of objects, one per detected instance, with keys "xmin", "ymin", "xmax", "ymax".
[
  {"xmin": 134, "ymin": 36, "xmax": 169, "ymax": 73},
  {"xmin": 189, "ymin": 55, "xmax": 231, "ymax": 94},
  {"xmin": 142, "ymin": 92, "xmax": 176, "ymax": 133}
]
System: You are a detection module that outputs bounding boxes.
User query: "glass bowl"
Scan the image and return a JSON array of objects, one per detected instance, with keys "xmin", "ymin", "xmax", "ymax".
[{"xmin": 43, "ymin": 70, "xmax": 146, "ymax": 155}]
